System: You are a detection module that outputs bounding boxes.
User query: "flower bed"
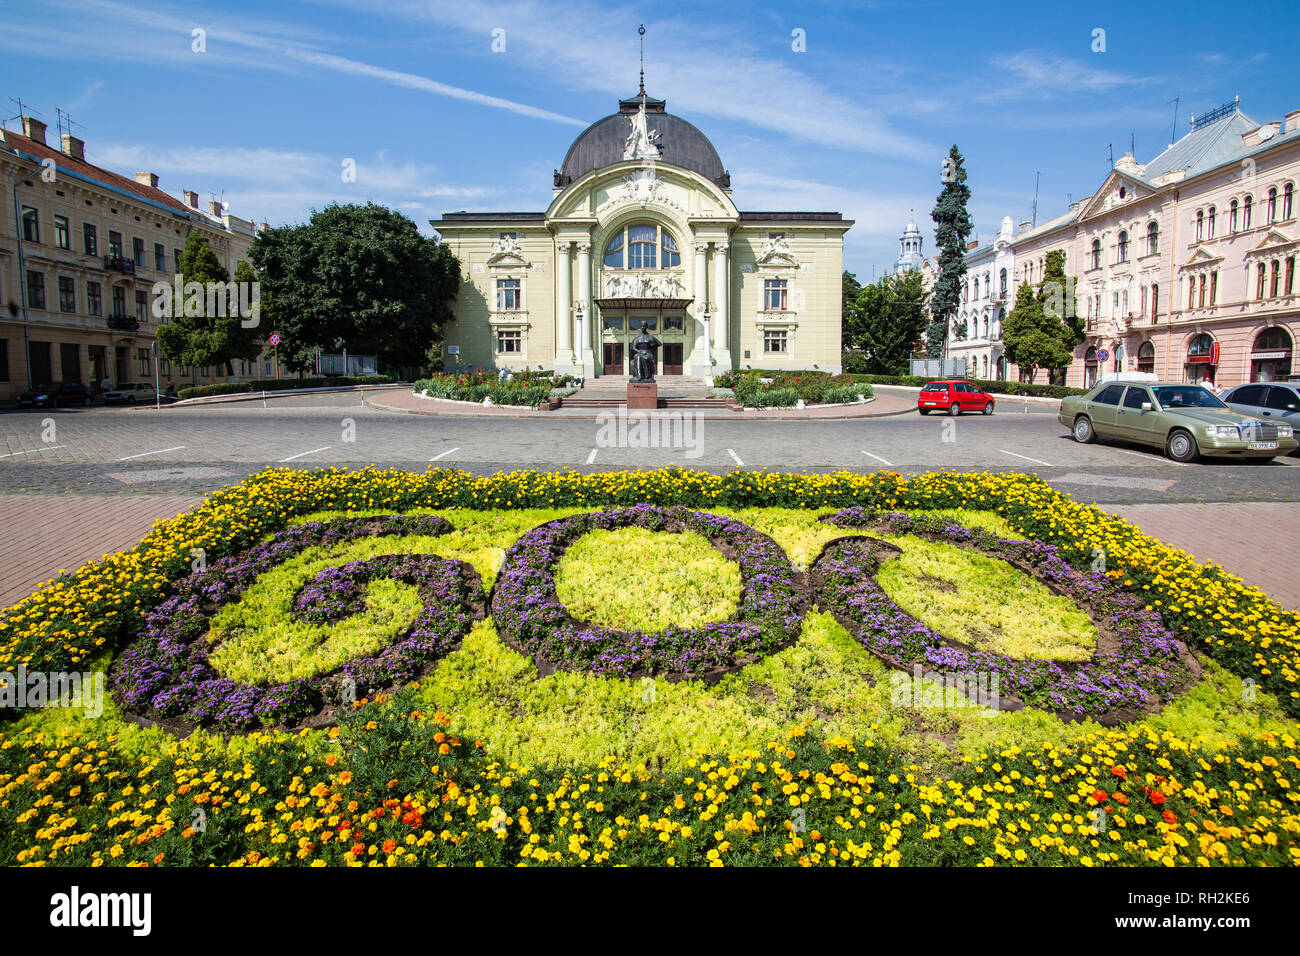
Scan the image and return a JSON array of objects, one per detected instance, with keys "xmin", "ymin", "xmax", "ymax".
[
  {"xmin": 715, "ymin": 370, "xmax": 873, "ymax": 408},
  {"xmin": 813, "ymin": 508, "xmax": 1199, "ymax": 722},
  {"xmin": 491, "ymin": 505, "xmax": 805, "ymax": 679},
  {"xmin": 112, "ymin": 514, "xmax": 484, "ymax": 730},
  {"xmin": 412, "ymin": 369, "xmax": 570, "ymax": 407}
]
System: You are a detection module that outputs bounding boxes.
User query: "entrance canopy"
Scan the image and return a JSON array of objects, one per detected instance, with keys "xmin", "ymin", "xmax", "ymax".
[{"xmin": 595, "ymin": 297, "xmax": 694, "ymax": 311}]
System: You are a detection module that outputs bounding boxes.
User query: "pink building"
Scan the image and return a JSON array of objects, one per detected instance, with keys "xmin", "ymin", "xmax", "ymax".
[{"xmin": 1008, "ymin": 99, "xmax": 1299, "ymax": 389}]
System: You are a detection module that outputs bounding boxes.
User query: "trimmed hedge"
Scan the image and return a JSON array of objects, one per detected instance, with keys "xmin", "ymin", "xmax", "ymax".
[
  {"xmin": 178, "ymin": 375, "xmax": 395, "ymax": 401},
  {"xmin": 719, "ymin": 370, "xmax": 874, "ymax": 407},
  {"xmin": 413, "ymin": 375, "xmax": 553, "ymax": 407}
]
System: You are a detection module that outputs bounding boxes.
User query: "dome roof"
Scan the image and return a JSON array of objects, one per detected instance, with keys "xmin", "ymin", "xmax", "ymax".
[{"xmin": 557, "ymin": 93, "xmax": 729, "ymax": 188}]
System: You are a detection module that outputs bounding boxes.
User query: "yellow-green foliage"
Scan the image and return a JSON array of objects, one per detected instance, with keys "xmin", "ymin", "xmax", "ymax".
[
  {"xmin": 874, "ymin": 536, "xmax": 1098, "ymax": 661},
  {"xmin": 555, "ymin": 528, "xmax": 741, "ymax": 632}
]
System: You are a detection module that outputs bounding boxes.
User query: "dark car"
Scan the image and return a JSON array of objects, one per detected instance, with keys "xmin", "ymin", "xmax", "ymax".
[
  {"xmin": 16, "ymin": 382, "xmax": 93, "ymax": 408},
  {"xmin": 1222, "ymin": 381, "xmax": 1300, "ymax": 457},
  {"xmin": 917, "ymin": 380, "xmax": 995, "ymax": 416}
]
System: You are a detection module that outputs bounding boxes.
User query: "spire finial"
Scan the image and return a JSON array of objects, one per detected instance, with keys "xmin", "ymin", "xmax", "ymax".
[{"xmin": 638, "ymin": 24, "xmax": 646, "ymax": 97}]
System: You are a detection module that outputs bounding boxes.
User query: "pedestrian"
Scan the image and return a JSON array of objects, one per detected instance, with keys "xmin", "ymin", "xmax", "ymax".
[{"xmin": 100, "ymin": 374, "xmax": 112, "ymax": 394}]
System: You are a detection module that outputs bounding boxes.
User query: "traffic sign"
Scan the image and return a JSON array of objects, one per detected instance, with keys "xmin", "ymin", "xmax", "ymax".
[
  {"xmin": 1096, "ymin": 348, "xmax": 1110, "ymax": 362},
  {"xmin": 268, "ymin": 332, "xmax": 281, "ymax": 347}
]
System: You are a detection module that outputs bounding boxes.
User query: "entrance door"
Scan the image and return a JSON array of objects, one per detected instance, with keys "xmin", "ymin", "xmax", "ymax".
[
  {"xmin": 603, "ymin": 342, "xmax": 624, "ymax": 375},
  {"xmin": 662, "ymin": 343, "xmax": 683, "ymax": 375},
  {"xmin": 29, "ymin": 341, "xmax": 52, "ymax": 386},
  {"xmin": 60, "ymin": 342, "xmax": 81, "ymax": 383},
  {"xmin": 115, "ymin": 346, "xmax": 129, "ymax": 384}
]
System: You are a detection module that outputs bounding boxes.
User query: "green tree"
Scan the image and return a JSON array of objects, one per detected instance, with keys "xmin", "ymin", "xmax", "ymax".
[
  {"xmin": 155, "ymin": 233, "xmax": 263, "ymax": 379},
  {"xmin": 842, "ymin": 269, "xmax": 862, "ymax": 319},
  {"xmin": 249, "ymin": 203, "xmax": 459, "ymax": 373},
  {"xmin": 1037, "ymin": 248, "xmax": 1085, "ymax": 356},
  {"xmin": 928, "ymin": 145, "xmax": 973, "ymax": 357},
  {"xmin": 1001, "ymin": 281, "xmax": 1073, "ymax": 382},
  {"xmin": 844, "ymin": 269, "xmax": 929, "ymax": 374}
]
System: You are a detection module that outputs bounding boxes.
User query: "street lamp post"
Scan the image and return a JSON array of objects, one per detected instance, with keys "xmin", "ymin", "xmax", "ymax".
[{"xmin": 575, "ymin": 305, "xmax": 584, "ymax": 380}]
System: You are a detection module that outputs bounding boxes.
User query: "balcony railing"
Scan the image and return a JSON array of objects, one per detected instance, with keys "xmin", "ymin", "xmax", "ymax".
[
  {"xmin": 104, "ymin": 255, "xmax": 135, "ymax": 274},
  {"xmin": 107, "ymin": 313, "xmax": 140, "ymax": 331}
]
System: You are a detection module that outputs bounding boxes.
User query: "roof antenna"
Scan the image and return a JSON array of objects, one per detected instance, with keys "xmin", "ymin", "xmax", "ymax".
[
  {"xmin": 5, "ymin": 96, "xmax": 41, "ymax": 132},
  {"xmin": 638, "ymin": 24, "xmax": 646, "ymax": 99},
  {"xmin": 1168, "ymin": 96, "xmax": 1180, "ymax": 146},
  {"xmin": 1031, "ymin": 171, "xmax": 1040, "ymax": 227},
  {"xmin": 55, "ymin": 107, "xmax": 83, "ymax": 144}
]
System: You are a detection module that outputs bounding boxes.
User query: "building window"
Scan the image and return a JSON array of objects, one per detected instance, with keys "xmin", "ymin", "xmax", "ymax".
[
  {"xmin": 1146, "ymin": 222, "xmax": 1159, "ymax": 255},
  {"xmin": 1271, "ymin": 259, "xmax": 1281, "ymax": 297},
  {"xmin": 58, "ymin": 276, "xmax": 75, "ymax": 313},
  {"xmin": 1229, "ymin": 200, "xmax": 1238, "ymax": 233},
  {"xmin": 1140, "ymin": 285, "xmax": 1147, "ymax": 316},
  {"xmin": 87, "ymin": 282, "xmax": 102, "ymax": 316},
  {"xmin": 1287, "ymin": 256, "xmax": 1296, "ymax": 296},
  {"xmin": 602, "ymin": 223, "xmax": 680, "ymax": 270},
  {"xmin": 495, "ymin": 278, "xmax": 522, "ymax": 311},
  {"xmin": 112, "ymin": 285, "xmax": 126, "ymax": 317},
  {"xmin": 763, "ymin": 279, "xmax": 788, "ymax": 311},
  {"xmin": 1257, "ymin": 263, "xmax": 1267, "ymax": 299},
  {"xmin": 1198, "ymin": 274, "xmax": 1206, "ymax": 308},
  {"xmin": 21, "ymin": 207, "xmax": 39, "ymax": 243},
  {"xmin": 54, "ymin": 215, "xmax": 70, "ymax": 250},
  {"xmin": 1268, "ymin": 187, "xmax": 1277, "ymax": 224},
  {"xmin": 1210, "ymin": 270, "xmax": 1218, "ymax": 305},
  {"xmin": 999, "ymin": 268, "xmax": 1007, "ymax": 297},
  {"xmin": 1195, "ymin": 210, "xmax": 1203, "ymax": 241},
  {"xmin": 84, "ymin": 223, "xmax": 97, "ymax": 255},
  {"xmin": 137, "ymin": 348, "xmax": 151, "ymax": 376},
  {"xmin": 1151, "ymin": 284, "xmax": 1159, "ymax": 320},
  {"xmin": 173, "ymin": 248, "xmax": 183, "ymax": 272},
  {"xmin": 135, "ymin": 290, "xmax": 149, "ymax": 323},
  {"xmin": 1187, "ymin": 276, "xmax": 1195, "ymax": 309},
  {"xmin": 1138, "ymin": 341, "xmax": 1155, "ymax": 373},
  {"xmin": 133, "ymin": 237, "xmax": 145, "ymax": 267},
  {"xmin": 1243, "ymin": 195, "xmax": 1253, "ymax": 229},
  {"xmin": 1285, "ymin": 183, "xmax": 1294, "ymax": 221},
  {"xmin": 1117, "ymin": 230, "xmax": 1129, "ymax": 262},
  {"xmin": 160, "ymin": 358, "xmax": 171, "ymax": 377},
  {"xmin": 26, "ymin": 271, "xmax": 45, "ymax": 310},
  {"xmin": 154, "ymin": 243, "xmax": 166, "ymax": 271},
  {"xmin": 109, "ymin": 230, "xmax": 123, "ymax": 258},
  {"xmin": 496, "ymin": 329, "xmax": 522, "ymax": 354},
  {"xmin": 1207, "ymin": 206, "xmax": 1216, "ymax": 238},
  {"xmin": 763, "ymin": 329, "xmax": 788, "ymax": 353},
  {"xmin": 0, "ymin": 340, "xmax": 7, "ymax": 382},
  {"xmin": 1090, "ymin": 239, "xmax": 1101, "ymax": 270}
]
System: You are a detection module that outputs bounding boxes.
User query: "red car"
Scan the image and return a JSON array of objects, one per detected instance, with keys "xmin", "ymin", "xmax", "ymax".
[{"xmin": 917, "ymin": 380, "xmax": 995, "ymax": 416}]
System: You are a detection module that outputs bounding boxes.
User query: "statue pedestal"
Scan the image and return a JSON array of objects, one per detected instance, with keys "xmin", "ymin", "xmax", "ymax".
[{"xmin": 626, "ymin": 381, "xmax": 658, "ymax": 410}]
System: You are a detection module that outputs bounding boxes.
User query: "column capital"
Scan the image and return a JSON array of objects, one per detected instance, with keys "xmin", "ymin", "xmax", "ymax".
[
  {"xmin": 576, "ymin": 241, "xmax": 592, "ymax": 255},
  {"xmin": 556, "ymin": 240, "xmax": 573, "ymax": 253},
  {"xmin": 714, "ymin": 241, "xmax": 729, "ymax": 254},
  {"xmin": 694, "ymin": 242, "xmax": 710, "ymax": 255}
]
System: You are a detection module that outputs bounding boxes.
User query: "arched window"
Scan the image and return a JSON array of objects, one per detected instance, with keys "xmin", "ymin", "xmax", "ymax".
[
  {"xmin": 1252, "ymin": 326, "xmax": 1293, "ymax": 381},
  {"xmin": 1210, "ymin": 270, "xmax": 1218, "ymax": 305},
  {"xmin": 1207, "ymin": 206, "xmax": 1216, "ymax": 238},
  {"xmin": 1146, "ymin": 221, "xmax": 1159, "ymax": 255},
  {"xmin": 1268, "ymin": 187, "xmax": 1278, "ymax": 224},
  {"xmin": 1195, "ymin": 210, "xmax": 1204, "ymax": 241},
  {"xmin": 1151, "ymin": 283, "xmax": 1159, "ymax": 321},
  {"xmin": 1117, "ymin": 230, "xmax": 1129, "ymax": 262},
  {"xmin": 1138, "ymin": 340, "xmax": 1155, "ymax": 373},
  {"xmin": 984, "ymin": 274, "xmax": 990, "ymax": 298},
  {"xmin": 1140, "ymin": 284, "xmax": 1147, "ymax": 316},
  {"xmin": 1090, "ymin": 238, "xmax": 1101, "ymax": 270},
  {"xmin": 1187, "ymin": 333, "xmax": 1215, "ymax": 357},
  {"xmin": 1271, "ymin": 259, "xmax": 1281, "ymax": 297},
  {"xmin": 1198, "ymin": 274, "xmax": 1206, "ymax": 308},
  {"xmin": 1187, "ymin": 333, "xmax": 1216, "ymax": 382},
  {"xmin": 998, "ymin": 268, "xmax": 1007, "ymax": 297},
  {"xmin": 1256, "ymin": 262, "xmax": 1267, "ymax": 298},
  {"xmin": 1244, "ymin": 195, "xmax": 1253, "ymax": 229},
  {"xmin": 603, "ymin": 223, "xmax": 681, "ymax": 270},
  {"xmin": 1084, "ymin": 346, "xmax": 1099, "ymax": 387},
  {"xmin": 1288, "ymin": 255, "xmax": 1296, "ymax": 296},
  {"xmin": 1229, "ymin": 200, "xmax": 1238, "ymax": 233},
  {"xmin": 1187, "ymin": 276, "xmax": 1196, "ymax": 308},
  {"xmin": 1285, "ymin": 183, "xmax": 1294, "ymax": 221}
]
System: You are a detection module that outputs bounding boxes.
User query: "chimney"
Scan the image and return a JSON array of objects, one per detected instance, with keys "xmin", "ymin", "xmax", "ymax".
[
  {"xmin": 135, "ymin": 171, "xmax": 159, "ymax": 189},
  {"xmin": 61, "ymin": 134, "xmax": 85, "ymax": 162},
  {"xmin": 967, "ymin": 240, "xmax": 979, "ymax": 251},
  {"xmin": 1287, "ymin": 109, "xmax": 1300, "ymax": 134},
  {"xmin": 1069, "ymin": 201, "xmax": 1080, "ymax": 213},
  {"xmin": 183, "ymin": 190, "xmax": 199, "ymax": 208},
  {"xmin": 21, "ymin": 116, "xmax": 46, "ymax": 145},
  {"xmin": 1019, "ymin": 220, "xmax": 1032, "ymax": 234},
  {"xmin": 209, "ymin": 200, "xmax": 224, "ymax": 217}
]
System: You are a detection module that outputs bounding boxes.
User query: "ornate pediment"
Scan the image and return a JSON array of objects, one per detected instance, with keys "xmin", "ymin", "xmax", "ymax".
[
  {"xmin": 756, "ymin": 234, "xmax": 800, "ymax": 268},
  {"xmin": 1247, "ymin": 226, "xmax": 1298, "ymax": 255},
  {"xmin": 1182, "ymin": 243, "xmax": 1225, "ymax": 267},
  {"xmin": 598, "ymin": 169, "xmax": 684, "ymax": 213},
  {"xmin": 486, "ymin": 234, "xmax": 530, "ymax": 269}
]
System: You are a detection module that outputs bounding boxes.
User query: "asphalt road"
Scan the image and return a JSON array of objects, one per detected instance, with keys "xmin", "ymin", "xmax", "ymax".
[{"xmin": 1, "ymin": 392, "xmax": 1298, "ymax": 504}]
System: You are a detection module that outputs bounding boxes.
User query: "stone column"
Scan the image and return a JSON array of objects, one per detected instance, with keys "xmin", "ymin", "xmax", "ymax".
[
  {"xmin": 713, "ymin": 241, "xmax": 730, "ymax": 371},
  {"xmin": 555, "ymin": 241, "xmax": 572, "ymax": 368},
  {"xmin": 694, "ymin": 241, "xmax": 710, "ymax": 373},
  {"xmin": 576, "ymin": 241, "xmax": 594, "ymax": 378}
]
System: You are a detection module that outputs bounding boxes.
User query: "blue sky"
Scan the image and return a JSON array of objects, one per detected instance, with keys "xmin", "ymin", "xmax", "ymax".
[{"xmin": 2, "ymin": 0, "xmax": 1298, "ymax": 280}]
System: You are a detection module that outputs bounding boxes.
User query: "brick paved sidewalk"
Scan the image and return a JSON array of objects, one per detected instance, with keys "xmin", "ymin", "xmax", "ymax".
[
  {"xmin": 0, "ymin": 494, "xmax": 203, "ymax": 609},
  {"xmin": 1106, "ymin": 502, "xmax": 1300, "ymax": 611}
]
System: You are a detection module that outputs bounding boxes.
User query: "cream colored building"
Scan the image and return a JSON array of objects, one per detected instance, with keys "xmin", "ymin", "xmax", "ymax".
[
  {"xmin": 432, "ymin": 91, "xmax": 852, "ymax": 378},
  {"xmin": 0, "ymin": 116, "xmax": 258, "ymax": 400}
]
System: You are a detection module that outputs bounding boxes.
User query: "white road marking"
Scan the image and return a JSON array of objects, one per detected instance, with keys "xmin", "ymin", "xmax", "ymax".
[
  {"xmin": 860, "ymin": 450, "xmax": 894, "ymax": 467},
  {"xmin": 116, "ymin": 445, "xmax": 185, "ymax": 461},
  {"xmin": 998, "ymin": 449, "xmax": 1053, "ymax": 467},
  {"xmin": 1104, "ymin": 445, "xmax": 1187, "ymax": 467},
  {"xmin": 586, "ymin": 448, "xmax": 598, "ymax": 464},
  {"xmin": 727, "ymin": 448, "xmax": 744, "ymax": 466},
  {"xmin": 429, "ymin": 447, "xmax": 461, "ymax": 462},
  {"xmin": 278, "ymin": 445, "xmax": 331, "ymax": 463},
  {"xmin": 0, "ymin": 445, "xmax": 65, "ymax": 459}
]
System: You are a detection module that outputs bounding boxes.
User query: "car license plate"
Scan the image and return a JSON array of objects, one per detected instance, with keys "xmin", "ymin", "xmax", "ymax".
[
  {"xmin": 1248, "ymin": 442, "xmax": 1278, "ymax": 450},
  {"xmin": 923, "ymin": 401, "xmax": 936, "ymax": 405}
]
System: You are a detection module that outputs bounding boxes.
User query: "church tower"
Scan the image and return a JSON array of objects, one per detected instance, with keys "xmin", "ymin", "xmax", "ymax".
[{"xmin": 894, "ymin": 213, "xmax": 924, "ymax": 272}]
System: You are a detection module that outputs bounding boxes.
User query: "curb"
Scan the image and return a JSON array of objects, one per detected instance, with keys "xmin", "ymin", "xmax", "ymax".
[{"xmin": 168, "ymin": 383, "xmax": 408, "ymax": 407}]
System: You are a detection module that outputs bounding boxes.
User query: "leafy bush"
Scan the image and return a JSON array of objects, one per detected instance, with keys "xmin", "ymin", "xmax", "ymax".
[
  {"xmin": 177, "ymin": 375, "xmax": 395, "ymax": 401},
  {"xmin": 414, "ymin": 371, "xmax": 556, "ymax": 407},
  {"xmin": 720, "ymin": 370, "xmax": 872, "ymax": 407},
  {"xmin": 842, "ymin": 373, "xmax": 1083, "ymax": 399}
]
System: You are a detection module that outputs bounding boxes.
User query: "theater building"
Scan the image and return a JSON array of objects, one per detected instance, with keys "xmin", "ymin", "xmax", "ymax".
[{"xmin": 431, "ymin": 89, "xmax": 852, "ymax": 378}]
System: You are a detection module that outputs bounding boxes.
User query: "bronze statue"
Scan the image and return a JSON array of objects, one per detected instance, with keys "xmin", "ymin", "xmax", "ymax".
[{"xmin": 629, "ymin": 320, "xmax": 661, "ymax": 383}]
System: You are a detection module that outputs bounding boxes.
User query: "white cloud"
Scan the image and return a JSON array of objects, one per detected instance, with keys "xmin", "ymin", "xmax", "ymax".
[{"xmin": 985, "ymin": 51, "xmax": 1157, "ymax": 100}]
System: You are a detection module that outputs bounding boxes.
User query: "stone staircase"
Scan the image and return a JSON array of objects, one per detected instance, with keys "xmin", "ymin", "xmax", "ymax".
[{"xmin": 556, "ymin": 375, "xmax": 735, "ymax": 410}]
